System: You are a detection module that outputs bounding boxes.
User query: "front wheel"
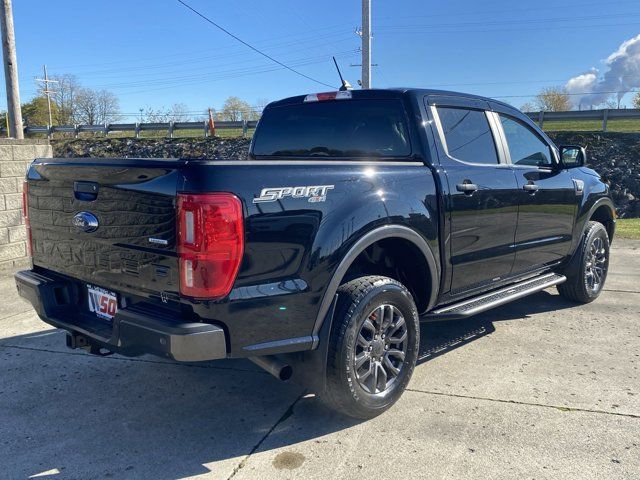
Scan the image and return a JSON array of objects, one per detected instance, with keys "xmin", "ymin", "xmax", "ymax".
[
  {"xmin": 558, "ymin": 221, "xmax": 610, "ymax": 303},
  {"xmin": 321, "ymin": 276, "xmax": 420, "ymax": 419}
]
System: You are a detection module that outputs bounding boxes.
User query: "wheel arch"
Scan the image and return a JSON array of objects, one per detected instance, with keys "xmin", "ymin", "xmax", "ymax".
[
  {"xmin": 587, "ymin": 200, "xmax": 616, "ymax": 241},
  {"xmin": 565, "ymin": 197, "xmax": 615, "ymax": 277},
  {"xmin": 311, "ymin": 225, "xmax": 439, "ymax": 348}
]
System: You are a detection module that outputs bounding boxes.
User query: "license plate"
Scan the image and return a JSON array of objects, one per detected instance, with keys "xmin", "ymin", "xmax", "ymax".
[{"xmin": 87, "ymin": 284, "xmax": 118, "ymax": 321}]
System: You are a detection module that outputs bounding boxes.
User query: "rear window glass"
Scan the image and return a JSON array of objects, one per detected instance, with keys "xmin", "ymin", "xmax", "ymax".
[{"xmin": 252, "ymin": 99, "xmax": 411, "ymax": 158}]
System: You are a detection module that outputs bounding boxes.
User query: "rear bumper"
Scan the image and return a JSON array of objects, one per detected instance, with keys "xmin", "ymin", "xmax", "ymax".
[{"xmin": 14, "ymin": 269, "xmax": 227, "ymax": 362}]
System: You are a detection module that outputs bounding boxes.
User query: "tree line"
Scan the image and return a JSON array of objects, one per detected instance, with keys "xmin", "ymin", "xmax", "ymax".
[
  {"xmin": 17, "ymin": 73, "xmax": 266, "ymax": 127},
  {"xmin": 21, "ymin": 74, "xmax": 119, "ymax": 126},
  {"xmin": 520, "ymin": 87, "xmax": 640, "ymax": 112},
  {"xmin": 17, "ymin": 74, "xmax": 640, "ymax": 126}
]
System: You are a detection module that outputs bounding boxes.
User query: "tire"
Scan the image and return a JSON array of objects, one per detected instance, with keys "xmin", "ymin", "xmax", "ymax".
[
  {"xmin": 558, "ymin": 221, "xmax": 610, "ymax": 304},
  {"xmin": 322, "ymin": 275, "xmax": 420, "ymax": 419}
]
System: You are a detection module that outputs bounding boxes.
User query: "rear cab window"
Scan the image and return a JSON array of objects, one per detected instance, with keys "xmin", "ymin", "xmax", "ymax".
[
  {"xmin": 435, "ymin": 107, "xmax": 499, "ymax": 165},
  {"xmin": 251, "ymin": 99, "xmax": 411, "ymax": 158}
]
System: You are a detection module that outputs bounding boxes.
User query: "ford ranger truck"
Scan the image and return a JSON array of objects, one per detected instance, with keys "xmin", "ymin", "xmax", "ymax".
[{"xmin": 15, "ymin": 89, "xmax": 615, "ymax": 419}]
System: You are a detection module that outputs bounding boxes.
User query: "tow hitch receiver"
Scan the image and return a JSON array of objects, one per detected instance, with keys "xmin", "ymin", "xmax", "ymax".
[{"xmin": 66, "ymin": 333, "xmax": 114, "ymax": 357}]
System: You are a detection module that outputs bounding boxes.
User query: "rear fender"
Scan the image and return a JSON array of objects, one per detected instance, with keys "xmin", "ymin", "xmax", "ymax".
[{"xmin": 288, "ymin": 225, "xmax": 438, "ymax": 393}]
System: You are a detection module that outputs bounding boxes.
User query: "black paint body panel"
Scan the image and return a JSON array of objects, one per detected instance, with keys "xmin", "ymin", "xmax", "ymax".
[{"xmin": 22, "ymin": 89, "xmax": 614, "ymax": 358}]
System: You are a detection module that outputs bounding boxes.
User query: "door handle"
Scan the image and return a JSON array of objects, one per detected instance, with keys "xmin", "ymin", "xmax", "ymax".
[
  {"xmin": 523, "ymin": 182, "xmax": 539, "ymax": 193},
  {"xmin": 456, "ymin": 181, "xmax": 478, "ymax": 194}
]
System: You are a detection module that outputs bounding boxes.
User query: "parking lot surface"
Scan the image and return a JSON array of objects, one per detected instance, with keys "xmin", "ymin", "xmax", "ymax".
[{"xmin": 1, "ymin": 240, "xmax": 639, "ymax": 479}]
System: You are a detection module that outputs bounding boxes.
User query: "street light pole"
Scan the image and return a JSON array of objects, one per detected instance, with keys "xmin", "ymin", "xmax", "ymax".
[{"xmin": 0, "ymin": 0, "xmax": 22, "ymax": 138}]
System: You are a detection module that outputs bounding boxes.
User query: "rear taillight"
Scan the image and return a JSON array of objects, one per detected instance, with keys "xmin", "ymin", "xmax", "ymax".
[
  {"xmin": 22, "ymin": 180, "xmax": 32, "ymax": 257},
  {"xmin": 177, "ymin": 193, "xmax": 244, "ymax": 299}
]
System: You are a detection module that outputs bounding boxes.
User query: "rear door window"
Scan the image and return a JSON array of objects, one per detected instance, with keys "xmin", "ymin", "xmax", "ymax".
[
  {"xmin": 436, "ymin": 107, "xmax": 499, "ymax": 165},
  {"xmin": 252, "ymin": 99, "xmax": 411, "ymax": 158}
]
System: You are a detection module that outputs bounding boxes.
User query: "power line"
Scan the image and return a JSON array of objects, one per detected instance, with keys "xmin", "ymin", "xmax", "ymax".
[
  {"xmin": 387, "ymin": 0, "xmax": 640, "ymax": 21},
  {"xmin": 101, "ymin": 54, "xmax": 358, "ymax": 97},
  {"xmin": 75, "ymin": 51, "xmax": 357, "ymax": 92},
  {"xmin": 48, "ymin": 23, "xmax": 353, "ymax": 71},
  {"xmin": 376, "ymin": 21, "xmax": 640, "ymax": 35},
  {"xmin": 176, "ymin": 0, "xmax": 335, "ymax": 89},
  {"xmin": 427, "ymin": 73, "xmax": 640, "ymax": 89},
  {"xmin": 43, "ymin": 39, "xmax": 356, "ymax": 80},
  {"xmin": 46, "ymin": 31, "xmax": 354, "ymax": 77},
  {"xmin": 493, "ymin": 90, "xmax": 638, "ymax": 99},
  {"xmin": 377, "ymin": 12, "xmax": 640, "ymax": 30}
]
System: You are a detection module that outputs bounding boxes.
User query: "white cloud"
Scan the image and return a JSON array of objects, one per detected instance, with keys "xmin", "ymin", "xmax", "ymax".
[{"xmin": 565, "ymin": 34, "xmax": 640, "ymax": 107}]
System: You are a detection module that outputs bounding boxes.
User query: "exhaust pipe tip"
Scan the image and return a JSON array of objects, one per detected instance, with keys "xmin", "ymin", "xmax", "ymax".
[
  {"xmin": 278, "ymin": 364, "xmax": 293, "ymax": 382},
  {"xmin": 249, "ymin": 355, "xmax": 293, "ymax": 382}
]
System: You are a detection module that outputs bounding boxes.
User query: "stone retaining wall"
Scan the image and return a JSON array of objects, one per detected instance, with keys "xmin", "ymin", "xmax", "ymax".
[{"xmin": 0, "ymin": 139, "xmax": 52, "ymax": 273}]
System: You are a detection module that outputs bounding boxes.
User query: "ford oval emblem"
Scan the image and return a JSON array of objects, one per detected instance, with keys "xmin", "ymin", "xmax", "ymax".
[{"xmin": 73, "ymin": 211, "xmax": 99, "ymax": 233}]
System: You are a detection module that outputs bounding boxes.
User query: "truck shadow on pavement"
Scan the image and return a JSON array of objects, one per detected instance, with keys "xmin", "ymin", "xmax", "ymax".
[
  {"xmin": 1, "ymin": 290, "xmax": 577, "ymax": 479},
  {"xmin": 418, "ymin": 290, "xmax": 578, "ymax": 363}
]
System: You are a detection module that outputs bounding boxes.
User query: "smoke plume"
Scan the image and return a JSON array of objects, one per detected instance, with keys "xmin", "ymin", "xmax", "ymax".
[{"xmin": 565, "ymin": 34, "xmax": 640, "ymax": 108}]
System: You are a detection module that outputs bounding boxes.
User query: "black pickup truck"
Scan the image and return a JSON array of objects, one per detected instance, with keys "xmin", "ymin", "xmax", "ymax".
[{"xmin": 16, "ymin": 88, "xmax": 615, "ymax": 418}]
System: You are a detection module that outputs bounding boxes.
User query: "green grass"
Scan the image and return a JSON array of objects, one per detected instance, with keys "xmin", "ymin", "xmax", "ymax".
[
  {"xmin": 542, "ymin": 118, "xmax": 640, "ymax": 132},
  {"xmin": 616, "ymin": 219, "xmax": 640, "ymax": 240}
]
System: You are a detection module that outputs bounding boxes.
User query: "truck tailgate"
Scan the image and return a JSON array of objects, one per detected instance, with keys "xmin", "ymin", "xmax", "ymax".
[{"xmin": 27, "ymin": 158, "xmax": 184, "ymax": 300}]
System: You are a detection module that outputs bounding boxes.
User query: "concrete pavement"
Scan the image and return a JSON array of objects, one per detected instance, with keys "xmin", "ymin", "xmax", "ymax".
[{"xmin": 1, "ymin": 240, "xmax": 639, "ymax": 479}]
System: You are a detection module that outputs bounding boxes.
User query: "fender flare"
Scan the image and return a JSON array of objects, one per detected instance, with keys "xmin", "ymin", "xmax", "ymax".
[
  {"xmin": 311, "ymin": 224, "xmax": 439, "ymax": 347},
  {"xmin": 580, "ymin": 197, "xmax": 616, "ymax": 239},
  {"xmin": 565, "ymin": 197, "xmax": 615, "ymax": 275}
]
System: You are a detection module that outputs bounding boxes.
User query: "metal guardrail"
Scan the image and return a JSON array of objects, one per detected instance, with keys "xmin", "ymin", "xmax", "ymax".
[
  {"xmin": 5, "ymin": 108, "xmax": 640, "ymax": 137},
  {"xmin": 1, "ymin": 119, "xmax": 260, "ymax": 138},
  {"xmin": 524, "ymin": 108, "xmax": 640, "ymax": 131}
]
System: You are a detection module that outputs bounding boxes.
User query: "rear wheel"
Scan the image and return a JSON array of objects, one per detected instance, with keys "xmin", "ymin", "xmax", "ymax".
[
  {"xmin": 558, "ymin": 221, "xmax": 610, "ymax": 303},
  {"xmin": 322, "ymin": 276, "xmax": 419, "ymax": 419}
]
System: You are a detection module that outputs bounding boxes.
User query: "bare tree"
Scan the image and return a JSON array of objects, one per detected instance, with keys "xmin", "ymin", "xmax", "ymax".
[
  {"xmin": 535, "ymin": 86, "xmax": 572, "ymax": 112},
  {"xmin": 142, "ymin": 107, "xmax": 167, "ymax": 123},
  {"xmin": 634, "ymin": 91, "xmax": 640, "ymax": 109},
  {"xmin": 254, "ymin": 97, "xmax": 270, "ymax": 112},
  {"xmin": 220, "ymin": 96, "xmax": 256, "ymax": 121},
  {"xmin": 166, "ymin": 103, "xmax": 191, "ymax": 122},
  {"xmin": 143, "ymin": 103, "xmax": 191, "ymax": 123},
  {"xmin": 75, "ymin": 88, "xmax": 99, "ymax": 124},
  {"xmin": 47, "ymin": 74, "xmax": 80, "ymax": 124},
  {"xmin": 96, "ymin": 89, "xmax": 121, "ymax": 123},
  {"xmin": 74, "ymin": 88, "xmax": 121, "ymax": 125},
  {"xmin": 519, "ymin": 102, "xmax": 536, "ymax": 112},
  {"xmin": 603, "ymin": 95, "xmax": 619, "ymax": 109},
  {"xmin": 42, "ymin": 74, "xmax": 121, "ymax": 125}
]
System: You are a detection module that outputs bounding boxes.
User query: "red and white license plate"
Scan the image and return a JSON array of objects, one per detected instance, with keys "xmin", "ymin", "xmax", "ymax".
[{"xmin": 87, "ymin": 284, "xmax": 118, "ymax": 321}]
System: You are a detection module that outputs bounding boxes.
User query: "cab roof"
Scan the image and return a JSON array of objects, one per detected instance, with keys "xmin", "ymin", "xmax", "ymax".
[{"xmin": 266, "ymin": 88, "xmax": 518, "ymax": 114}]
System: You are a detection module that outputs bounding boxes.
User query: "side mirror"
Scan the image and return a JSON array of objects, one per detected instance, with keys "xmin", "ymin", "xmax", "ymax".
[{"xmin": 559, "ymin": 145, "xmax": 586, "ymax": 168}]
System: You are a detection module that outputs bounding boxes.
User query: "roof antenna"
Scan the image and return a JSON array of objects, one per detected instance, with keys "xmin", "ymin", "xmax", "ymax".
[{"xmin": 333, "ymin": 56, "xmax": 352, "ymax": 91}]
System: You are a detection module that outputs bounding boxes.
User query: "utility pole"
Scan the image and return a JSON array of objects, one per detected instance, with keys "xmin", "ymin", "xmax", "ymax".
[
  {"xmin": 0, "ymin": 0, "xmax": 23, "ymax": 138},
  {"xmin": 35, "ymin": 65, "xmax": 57, "ymax": 128},
  {"xmin": 361, "ymin": 0, "xmax": 371, "ymax": 89}
]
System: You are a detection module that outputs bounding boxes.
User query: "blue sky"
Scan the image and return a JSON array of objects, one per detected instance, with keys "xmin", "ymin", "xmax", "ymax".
[{"xmin": 5, "ymin": 0, "xmax": 640, "ymax": 119}]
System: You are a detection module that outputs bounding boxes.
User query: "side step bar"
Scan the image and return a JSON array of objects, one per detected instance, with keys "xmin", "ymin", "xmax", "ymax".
[{"xmin": 421, "ymin": 272, "xmax": 566, "ymax": 322}]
